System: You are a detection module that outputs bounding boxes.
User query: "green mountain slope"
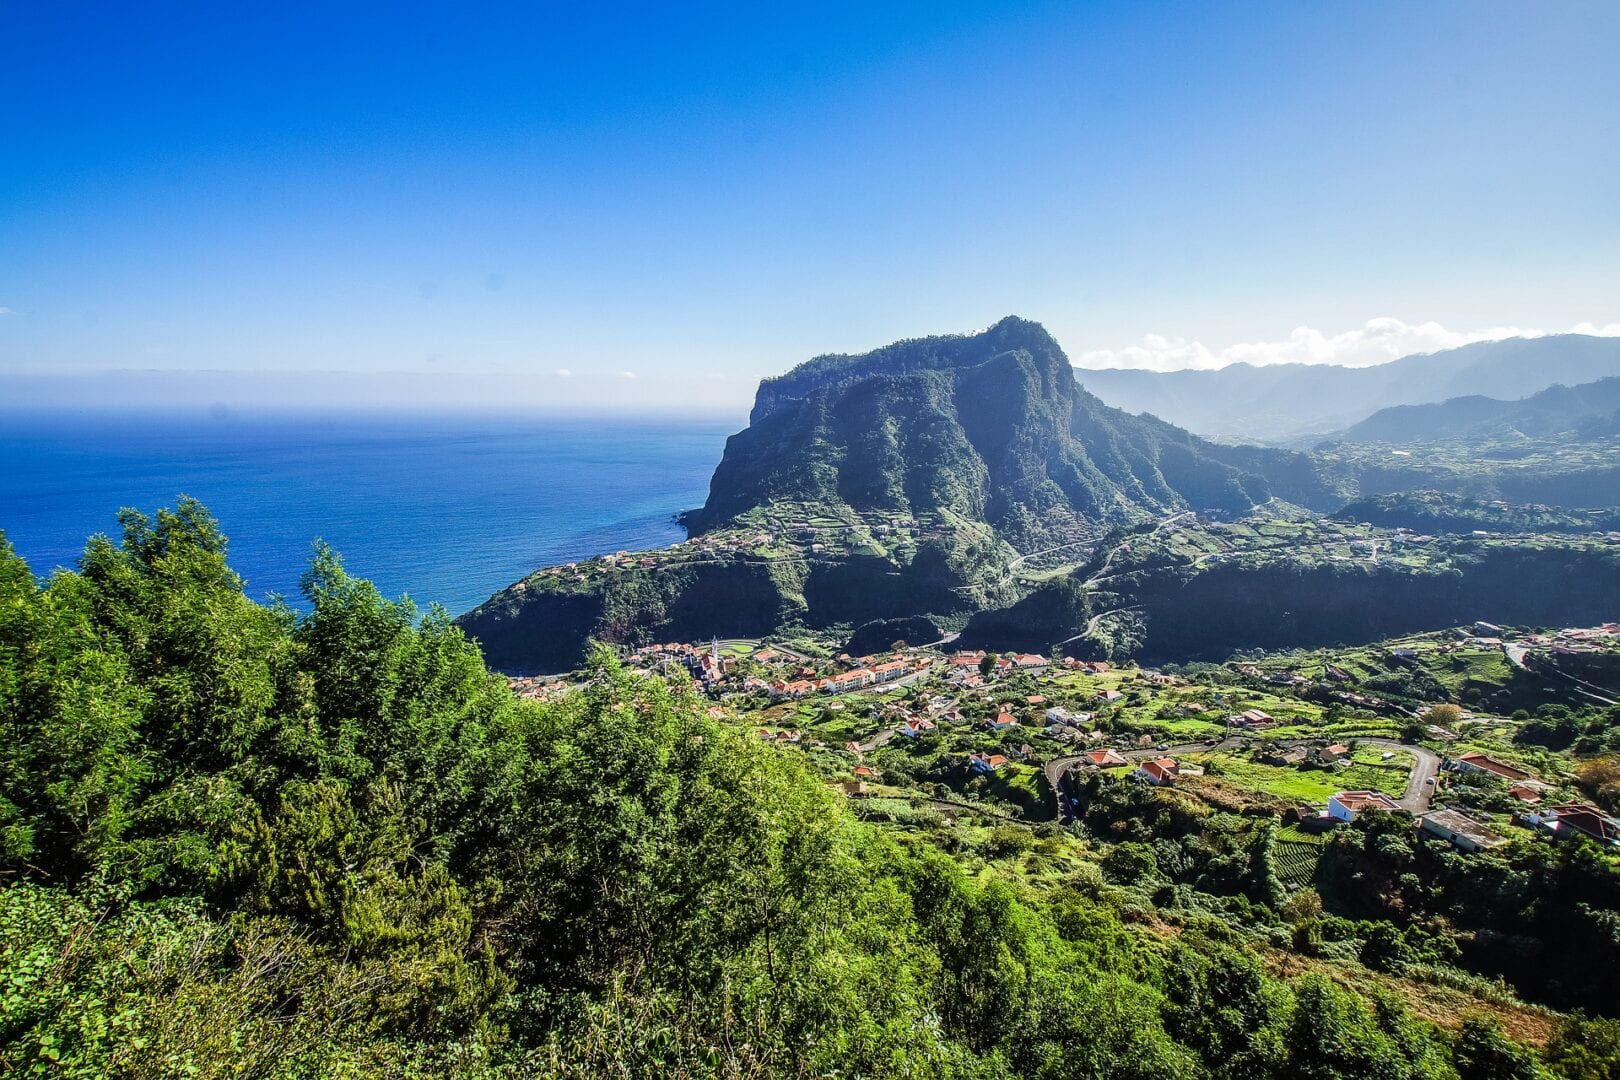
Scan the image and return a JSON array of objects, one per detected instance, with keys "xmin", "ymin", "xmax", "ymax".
[
  {"xmin": 458, "ymin": 318, "xmax": 1329, "ymax": 672},
  {"xmin": 959, "ymin": 521, "xmax": 1620, "ymax": 662}
]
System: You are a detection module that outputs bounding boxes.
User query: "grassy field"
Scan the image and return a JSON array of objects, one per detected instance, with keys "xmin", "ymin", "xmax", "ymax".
[{"xmin": 1190, "ymin": 753, "xmax": 1408, "ymax": 803}]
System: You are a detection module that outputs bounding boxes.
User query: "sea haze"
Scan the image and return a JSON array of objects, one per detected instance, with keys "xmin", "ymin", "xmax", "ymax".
[{"xmin": 0, "ymin": 409, "xmax": 736, "ymax": 615}]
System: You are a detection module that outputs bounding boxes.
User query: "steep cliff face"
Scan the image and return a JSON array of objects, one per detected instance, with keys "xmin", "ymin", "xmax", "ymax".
[
  {"xmin": 688, "ymin": 317, "xmax": 1328, "ymax": 547},
  {"xmin": 960, "ymin": 541, "xmax": 1620, "ymax": 663},
  {"xmin": 458, "ymin": 557, "xmax": 810, "ymax": 675}
]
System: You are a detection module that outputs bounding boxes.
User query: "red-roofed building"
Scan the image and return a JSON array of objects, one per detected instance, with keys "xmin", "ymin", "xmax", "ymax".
[
  {"xmin": 969, "ymin": 751, "xmax": 1009, "ymax": 774},
  {"xmin": 1535, "ymin": 804, "xmax": 1620, "ymax": 847},
  {"xmin": 1085, "ymin": 749, "xmax": 1127, "ymax": 767},
  {"xmin": 1135, "ymin": 758, "xmax": 1178, "ymax": 786},
  {"xmin": 873, "ymin": 660, "xmax": 910, "ymax": 682},
  {"xmin": 1455, "ymin": 752, "xmax": 1532, "ymax": 782},
  {"xmin": 1328, "ymin": 790, "xmax": 1400, "ymax": 822},
  {"xmin": 988, "ymin": 710, "xmax": 1020, "ymax": 731}
]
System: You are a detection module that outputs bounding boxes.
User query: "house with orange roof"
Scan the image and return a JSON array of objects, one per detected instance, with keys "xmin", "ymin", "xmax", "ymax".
[
  {"xmin": 969, "ymin": 751, "xmax": 1009, "ymax": 774},
  {"xmin": 873, "ymin": 659, "xmax": 910, "ymax": 682},
  {"xmin": 1134, "ymin": 757, "xmax": 1178, "ymax": 786},
  {"xmin": 988, "ymin": 710, "xmax": 1020, "ymax": 731},
  {"xmin": 1085, "ymin": 749, "xmax": 1128, "ymax": 767},
  {"xmin": 1328, "ymin": 790, "xmax": 1400, "ymax": 823},
  {"xmin": 1454, "ymin": 752, "xmax": 1532, "ymax": 783}
]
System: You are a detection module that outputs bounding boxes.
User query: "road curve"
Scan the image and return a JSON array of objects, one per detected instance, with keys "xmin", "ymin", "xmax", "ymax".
[{"xmin": 1045, "ymin": 736, "xmax": 1440, "ymax": 819}]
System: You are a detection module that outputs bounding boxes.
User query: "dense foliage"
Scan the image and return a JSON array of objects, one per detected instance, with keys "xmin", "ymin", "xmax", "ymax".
[{"xmin": 0, "ymin": 501, "xmax": 1607, "ymax": 1076}]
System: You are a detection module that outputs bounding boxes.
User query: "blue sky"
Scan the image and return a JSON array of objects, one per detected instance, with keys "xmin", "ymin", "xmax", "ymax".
[{"xmin": 3, "ymin": 1, "xmax": 1618, "ymax": 411}]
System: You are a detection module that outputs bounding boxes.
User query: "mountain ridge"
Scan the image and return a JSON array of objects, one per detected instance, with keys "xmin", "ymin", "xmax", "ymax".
[
  {"xmin": 687, "ymin": 316, "xmax": 1329, "ymax": 547},
  {"xmin": 1341, "ymin": 375, "xmax": 1620, "ymax": 444},
  {"xmin": 1075, "ymin": 334, "xmax": 1620, "ymax": 444}
]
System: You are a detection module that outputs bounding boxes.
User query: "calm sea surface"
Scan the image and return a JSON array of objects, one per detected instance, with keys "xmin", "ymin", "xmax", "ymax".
[{"xmin": 0, "ymin": 410, "xmax": 736, "ymax": 615}]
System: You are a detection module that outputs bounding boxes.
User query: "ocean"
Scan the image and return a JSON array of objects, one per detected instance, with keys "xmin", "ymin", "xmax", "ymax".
[{"xmin": 0, "ymin": 410, "xmax": 738, "ymax": 616}]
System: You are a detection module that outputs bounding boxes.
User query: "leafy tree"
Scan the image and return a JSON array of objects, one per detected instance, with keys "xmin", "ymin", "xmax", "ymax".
[
  {"xmin": 1453, "ymin": 1015, "xmax": 1541, "ymax": 1080},
  {"xmin": 1546, "ymin": 1013, "xmax": 1620, "ymax": 1079}
]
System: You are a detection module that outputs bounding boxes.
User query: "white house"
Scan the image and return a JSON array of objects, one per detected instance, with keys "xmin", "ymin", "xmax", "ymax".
[{"xmin": 1327, "ymin": 790, "xmax": 1400, "ymax": 822}]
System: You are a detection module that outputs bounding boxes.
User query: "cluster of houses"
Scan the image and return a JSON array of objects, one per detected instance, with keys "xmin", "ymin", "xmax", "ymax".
[
  {"xmin": 506, "ymin": 676, "xmax": 570, "ymax": 701},
  {"xmin": 1415, "ymin": 801, "xmax": 1620, "ymax": 853},
  {"xmin": 764, "ymin": 656, "xmax": 922, "ymax": 700},
  {"xmin": 1513, "ymin": 622, "xmax": 1620, "ymax": 653}
]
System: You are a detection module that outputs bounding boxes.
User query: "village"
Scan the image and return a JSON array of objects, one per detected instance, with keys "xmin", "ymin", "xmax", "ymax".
[{"xmin": 508, "ymin": 621, "xmax": 1620, "ymax": 879}]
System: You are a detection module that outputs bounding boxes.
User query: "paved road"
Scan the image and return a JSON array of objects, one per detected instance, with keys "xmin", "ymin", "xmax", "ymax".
[
  {"xmin": 1045, "ymin": 736, "xmax": 1441, "ymax": 819},
  {"xmin": 1504, "ymin": 642, "xmax": 1619, "ymax": 706}
]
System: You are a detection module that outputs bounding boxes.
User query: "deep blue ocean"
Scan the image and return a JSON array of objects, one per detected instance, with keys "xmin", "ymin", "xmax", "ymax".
[{"xmin": 0, "ymin": 410, "xmax": 737, "ymax": 615}]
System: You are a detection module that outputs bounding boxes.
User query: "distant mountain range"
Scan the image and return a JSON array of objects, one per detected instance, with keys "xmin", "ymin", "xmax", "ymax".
[
  {"xmin": 1075, "ymin": 334, "xmax": 1620, "ymax": 444},
  {"xmin": 1342, "ymin": 375, "xmax": 1620, "ymax": 444}
]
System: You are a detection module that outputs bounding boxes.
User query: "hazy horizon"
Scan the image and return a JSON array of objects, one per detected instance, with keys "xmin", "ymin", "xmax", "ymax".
[{"xmin": 5, "ymin": 2, "xmax": 1620, "ymax": 408}]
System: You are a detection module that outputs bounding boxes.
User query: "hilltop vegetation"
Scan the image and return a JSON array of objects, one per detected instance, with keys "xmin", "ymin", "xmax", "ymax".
[
  {"xmin": 1335, "ymin": 491, "xmax": 1620, "ymax": 536},
  {"xmin": 961, "ymin": 517, "xmax": 1620, "ymax": 662},
  {"xmin": 13, "ymin": 501, "xmax": 1610, "ymax": 1076}
]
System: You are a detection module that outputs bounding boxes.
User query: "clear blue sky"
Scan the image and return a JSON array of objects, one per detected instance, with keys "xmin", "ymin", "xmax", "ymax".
[{"xmin": 3, "ymin": 1, "xmax": 1618, "ymax": 411}]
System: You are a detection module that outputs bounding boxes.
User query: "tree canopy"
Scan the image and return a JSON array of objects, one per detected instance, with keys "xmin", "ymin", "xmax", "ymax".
[{"xmin": 0, "ymin": 500, "xmax": 1599, "ymax": 1077}]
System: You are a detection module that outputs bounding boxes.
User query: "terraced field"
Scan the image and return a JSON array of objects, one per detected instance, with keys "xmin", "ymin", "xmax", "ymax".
[{"xmin": 1274, "ymin": 825, "xmax": 1327, "ymax": 888}]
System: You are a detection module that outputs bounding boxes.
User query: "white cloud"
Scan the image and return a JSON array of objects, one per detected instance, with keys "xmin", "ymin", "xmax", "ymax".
[
  {"xmin": 1073, "ymin": 317, "xmax": 1620, "ymax": 372},
  {"xmin": 619, "ymin": 370, "xmax": 638, "ymax": 380},
  {"xmin": 0, "ymin": 307, "xmax": 13, "ymax": 317},
  {"xmin": 553, "ymin": 367, "xmax": 572, "ymax": 378}
]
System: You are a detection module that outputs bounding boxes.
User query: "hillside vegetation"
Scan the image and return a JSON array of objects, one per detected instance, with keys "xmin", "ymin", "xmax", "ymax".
[
  {"xmin": 691, "ymin": 316, "xmax": 1327, "ymax": 546},
  {"xmin": 962, "ymin": 519, "xmax": 1620, "ymax": 662},
  {"xmin": 4, "ymin": 501, "xmax": 1603, "ymax": 1077},
  {"xmin": 458, "ymin": 318, "xmax": 1331, "ymax": 671}
]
